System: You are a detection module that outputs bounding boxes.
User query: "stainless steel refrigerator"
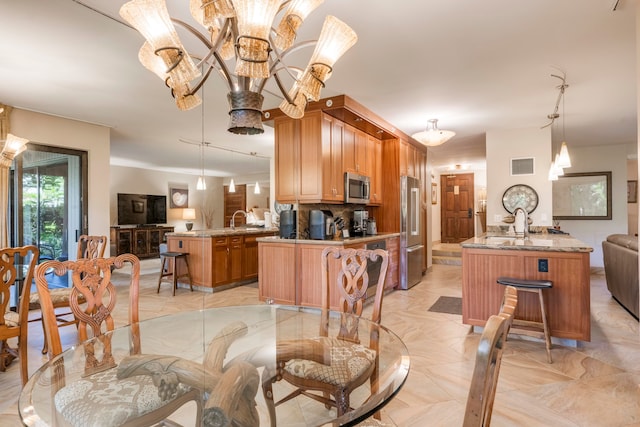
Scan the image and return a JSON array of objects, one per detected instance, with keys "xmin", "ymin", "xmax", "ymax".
[{"xmin": 400, "ymin": 175, "xmax": 423, "ymax": 289}]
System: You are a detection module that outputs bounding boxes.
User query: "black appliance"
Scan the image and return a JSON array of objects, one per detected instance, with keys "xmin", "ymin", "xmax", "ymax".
[
  {"xmin": 117, "ymin": 193, "xmax": 167, "ymax": 225},
  {"xmin": 366, "ymin": 240, "xmax": 386, "ymax": 298},
  {"xmin": 279, "ymin": 210, "xmax": 297, "ymax": 239},
  {"xmin": 309, "ymin": 209, "xmax": 334, "ymax": 240}
]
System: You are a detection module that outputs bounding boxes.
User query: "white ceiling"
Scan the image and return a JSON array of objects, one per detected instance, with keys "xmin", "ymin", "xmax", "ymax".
[{"xmin": 0, "ymin": 0, "xmax": 636, "ymax": 178}]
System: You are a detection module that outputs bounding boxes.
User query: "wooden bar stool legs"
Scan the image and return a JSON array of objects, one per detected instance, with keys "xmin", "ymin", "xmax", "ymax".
[
  {"xmin": 157, "ymin": 252, "xmax": 194, "ymax": 296},
  {"xmin": 497, "ymin": 277, "xmax": 553, "ymax": 363}
]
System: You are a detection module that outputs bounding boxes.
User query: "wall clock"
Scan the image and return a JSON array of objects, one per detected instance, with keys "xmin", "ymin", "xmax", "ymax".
[{"xmin": 502, "ymin": 184, "xmax": 539, "ymax": 214}]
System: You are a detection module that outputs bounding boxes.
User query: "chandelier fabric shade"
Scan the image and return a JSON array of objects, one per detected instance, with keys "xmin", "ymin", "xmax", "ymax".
[
  {"xmin": 1, "ymin": 133, "xmax": 29, "ymax": 168},
  {"xmin": 411, "ymin": 119, "xmax": 456, "ymax": 147},
  {"xmin": 120, "ymin": 0, "xmax": 357, "ymax": 135}
]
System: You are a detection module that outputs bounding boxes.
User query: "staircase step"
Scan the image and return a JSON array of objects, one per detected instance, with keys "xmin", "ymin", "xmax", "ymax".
[
  {"xmin": 433, "ymin": 255, "xmax": 462, "ymax": 266},
  {"xmin": 433, "ymin": 249, "xmax": 462, "ymax": 258}
]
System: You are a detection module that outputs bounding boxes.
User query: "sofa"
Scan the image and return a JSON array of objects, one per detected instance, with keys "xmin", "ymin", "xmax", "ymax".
[{"xmin": 602, "ymin": 234, "xmax": 639, "ymax": 319}]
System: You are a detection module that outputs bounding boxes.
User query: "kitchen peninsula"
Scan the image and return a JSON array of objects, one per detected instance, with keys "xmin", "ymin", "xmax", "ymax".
[
  {"xmin": 258, "ymin": 233, "xmax": 399, "ymax": 309},
  {"xmin": 166, "ymin": 228, "xmax": 278, "ymax": 288},
  {"xmin": 461, "ymin": 231, "xmax": 593, "ymax": 341}
]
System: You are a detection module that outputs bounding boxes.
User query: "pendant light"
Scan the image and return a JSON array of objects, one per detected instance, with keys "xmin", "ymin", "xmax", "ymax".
[
  {"xmin": 229, "ymin": 178, "xmax": 236, "ymax": 193},
  {"xmin": 254, "ymin": 181, "xmax": 261, "ymax": 194},
  {"xmin": 196, "ymin": 71, "xmax": 206, "ymax": 190}
]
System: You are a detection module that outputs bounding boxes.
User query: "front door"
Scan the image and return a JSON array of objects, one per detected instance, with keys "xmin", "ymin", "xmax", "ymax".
[
  {"xmin": 441, "ymin": 173, "xmax": 475, "ymax": 243},
  {"xmin": 11, "ymin": 144, "xmax": 88, "ymax": 265}
]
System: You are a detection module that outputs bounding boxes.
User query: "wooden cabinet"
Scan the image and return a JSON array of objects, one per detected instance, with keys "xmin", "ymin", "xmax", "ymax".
[
  {"xmin": 274, "ymin": 111, "xmax": 383, "ymax": 205},
  {"xmin": 111, "ymin": 226, "xmax": 173, "ymax": 258},
  {"xmin": 368, "ymin": 136, "xmax": 383, "ymax": 205},
  {"xmin": 461, "ymin": 247, "xmax": 591, "ymax": 341},
  {"xmin": 213, "ymin": 237, "xmax": 230, "ymax": 286},
  {"xmin": 258, "ymin": 241, "xmax": 296, "ymax": 304},
  {"xmin": 168, "ymin": 231, "xmax": 275, "ymax": 288},
  {"xmin": 385, "ymin": 237, "xmax": 399, "ymax": 289},
  {"xmin": 321, "ymin": 115, "xmax": 344, "ymax": 202}
]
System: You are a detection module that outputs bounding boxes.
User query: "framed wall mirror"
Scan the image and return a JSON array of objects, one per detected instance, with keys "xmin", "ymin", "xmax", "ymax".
[{"xmin": 552, "ymin": 171, "xmax": 612, "ymax": 220}]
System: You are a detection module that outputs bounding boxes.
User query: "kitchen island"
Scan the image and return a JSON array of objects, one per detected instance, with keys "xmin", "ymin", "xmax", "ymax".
[
  {"xmin": 257, "ymin": 233, "xmax": 400, "ymax": 309},
  {"xmin": 166, "ymin": 228, "xmax": 278, "ymax": 288},
  {"xmin": 461, "ymin": 232, "xmax": 593, "ymax": 342}
]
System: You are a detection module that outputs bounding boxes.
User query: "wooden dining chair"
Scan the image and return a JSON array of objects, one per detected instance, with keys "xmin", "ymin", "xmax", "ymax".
[
  {"xmin": 263, "ymin": 246, "xmax": 390, "ymax": 425},
  {"xmin": 463, "ymin": 314, "xmax": 512, "ymax": 427},
  {"xmin": 35, "ymin": 253, "xmax": 202, "ymax": 426},
  {"xmin": 30, "ymin": 235, "xmax": 107, "ymax": 354},
  {"xmin": 0, "ymin": 245, "xmax": 38, "ymax": 386}
]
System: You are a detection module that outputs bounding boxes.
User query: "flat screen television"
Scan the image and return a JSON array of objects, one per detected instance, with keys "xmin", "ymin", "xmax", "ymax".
[{"xmin": 117, "ymin": 193, "xmax": 167, "ymax": 226}]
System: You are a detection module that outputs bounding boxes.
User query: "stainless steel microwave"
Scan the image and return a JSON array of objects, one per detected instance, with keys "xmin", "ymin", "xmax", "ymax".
[{"xmin": 344, "ymin": 172, "xmax": 370, "ymax": 204}]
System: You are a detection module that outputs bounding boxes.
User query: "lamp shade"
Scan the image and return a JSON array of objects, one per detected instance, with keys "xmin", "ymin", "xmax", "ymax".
[
  {"xmin": 182, "ymin": 208, "xmax": 197, "ymax": 220},
  {"xmin": 412, "ymin": 119, "xmax": 455, "ymax": 147},
  {"xmin": 557, "ymin": 142, "xmax": 572, "ymax": 168}
]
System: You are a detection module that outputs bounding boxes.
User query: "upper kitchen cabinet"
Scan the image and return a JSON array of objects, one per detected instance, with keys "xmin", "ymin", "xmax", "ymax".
[{"xmin": 264, "ymin": 95, "xmax": 411, "ymax": 207}]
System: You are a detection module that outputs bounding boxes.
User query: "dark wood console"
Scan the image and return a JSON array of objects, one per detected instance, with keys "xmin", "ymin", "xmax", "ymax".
[{"xmin": 110, "ymin": 226, "xmax": 174, "ymax": 258}]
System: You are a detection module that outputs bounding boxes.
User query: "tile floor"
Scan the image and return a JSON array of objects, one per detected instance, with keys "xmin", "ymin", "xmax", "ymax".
[{"xmin": 1, "ymin": 256, "xmax": 639, "ymax": 426}]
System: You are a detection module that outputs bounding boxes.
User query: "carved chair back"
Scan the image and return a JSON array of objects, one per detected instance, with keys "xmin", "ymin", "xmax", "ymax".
[
  {"xmin": 0, "ymin": 245, "xmax": 38, "ymax": 385},
  {"xmin": 76, "ymin": 235, "xmax": 107, "ymax": 259},
  {"xmin": 463, "ymin": 314, "xmax": 511, "ymax": 427}
]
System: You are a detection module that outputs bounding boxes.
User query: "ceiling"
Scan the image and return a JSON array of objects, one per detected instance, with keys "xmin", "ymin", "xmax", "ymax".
[{"xmin": 0, "ymin": 0, "xmax": 636, "ymax": 179}]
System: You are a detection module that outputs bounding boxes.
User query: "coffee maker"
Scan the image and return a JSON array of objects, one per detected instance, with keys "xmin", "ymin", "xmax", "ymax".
[
  {"xmin": 309, "ymin": 209, "xmax": 334, "ymax": 240},
  {"xmin": 279, "ymin": 210, "xmax": 296, "ymax": 239},
  {"xmin": 353, "ymin": 209, "xmax": 368, "ymax": 237}
]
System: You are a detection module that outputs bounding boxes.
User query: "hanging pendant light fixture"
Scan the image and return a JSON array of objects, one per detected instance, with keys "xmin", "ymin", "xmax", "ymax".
[
  {"xmin": 229, "ymin": 178, "xmax": 236, "ymax": 193},
  {"xmin": 411, "ymin": 119, "xmax": 456, "ymax": 147},
  {"xmin": 254, "ymin": 181, "xmax": 261, "ymax": 194},
  {"xmin": 196, "ymin": 78, "xmax": 207, "ymax": 191},
  {"xmin": 544, "ymin": 73, "xmax": 571, "ymax": 180},
  {"xmin": 120, "ymin": 0, "xmax": 357, "ymax": 135}
]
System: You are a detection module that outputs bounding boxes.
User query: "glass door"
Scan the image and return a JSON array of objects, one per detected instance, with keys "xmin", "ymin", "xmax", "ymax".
[{"xmin": 10, "ymin": 144, "xmax": 88, "ymax": 272}]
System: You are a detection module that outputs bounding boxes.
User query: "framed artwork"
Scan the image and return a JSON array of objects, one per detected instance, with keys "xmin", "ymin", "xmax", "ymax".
[
  {"xmin": 431, "ymin": 182, "xmax": 438, "ymax": 204},
  {"xmin": 170, "ymin": 187, "xmax": 189, "ymax": 208},
  {"xmin": 628, "ymin": 180, "xmax": 637, "ymax": 203},
  {"xmin": 552, "ymin": 171, "xmax": 612, "ymax": 220}
]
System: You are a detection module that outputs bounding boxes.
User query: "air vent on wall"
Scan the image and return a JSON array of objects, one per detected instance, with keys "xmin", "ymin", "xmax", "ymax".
[{"xmin": 511, "ymin": 157, "xmax": 535, "ymax": 176}]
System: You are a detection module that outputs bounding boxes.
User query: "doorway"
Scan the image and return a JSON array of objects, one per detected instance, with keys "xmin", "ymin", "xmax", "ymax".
[
  {"xmin": 440, "ymin": 173, "xmax": 475, "ymax": 243},
  {"xmin": 10, "ymin": 144, "xmax": 88, "ymax": 265}
]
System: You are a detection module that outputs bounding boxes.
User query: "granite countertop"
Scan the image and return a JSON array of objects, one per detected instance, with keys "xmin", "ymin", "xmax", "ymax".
[
  {"xmin": 167, "ymin": 227, "xmax": 279, "ymax": 237},
  {"xmin": 461, "ymin": 232, "xmax": 593, "ymax": 253},
  {"xmin": 256, "ymin": 232, "xmax": 400, "ymax": 245}
]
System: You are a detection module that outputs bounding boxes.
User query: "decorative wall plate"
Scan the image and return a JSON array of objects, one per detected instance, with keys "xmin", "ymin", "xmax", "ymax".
[{"xmin": 502, "ymin": 184, "xmax": 539, "ymax": 214}]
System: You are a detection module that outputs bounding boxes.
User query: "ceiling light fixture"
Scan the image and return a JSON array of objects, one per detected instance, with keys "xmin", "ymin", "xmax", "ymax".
[
  {"xmin": 196, "ymin": 78, "xmax": 207, "ymax": 191},
  {"xmin": 543, "ymin": 73, "xmax": 571, "ymax": 180},
  {"xmin": 411, "ymin": 119, "xmax": 456, "ymax": 147},
  {"xmin": 1, "ymin": 133, "xmax": 29, "ymax": 168},
  {"xmin": 229, "ymin": 178, "xmax": 236, "ymax": 193},
  {"xmin": 120, "ymin": 0, "xmax": 357, "ymax": 135}
]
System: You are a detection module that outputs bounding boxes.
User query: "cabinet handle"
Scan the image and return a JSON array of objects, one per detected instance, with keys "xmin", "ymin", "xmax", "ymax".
[{"xmin": 227, "ymin": 248, "xmax": 230, "ymax": 255}]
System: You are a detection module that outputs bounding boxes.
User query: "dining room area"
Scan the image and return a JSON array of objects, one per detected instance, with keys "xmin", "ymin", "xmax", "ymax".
[{"xmin": 1, "ymin": 250, "xmax": 639, "ymax": 426}]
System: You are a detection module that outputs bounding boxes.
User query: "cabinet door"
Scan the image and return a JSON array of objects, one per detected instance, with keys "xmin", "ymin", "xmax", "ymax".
[
  {"xmin": 342, "ymin": 124, "xmax": 357, "ymax": 173},
  {"xmin": 229, "ymin": 236, "xmax": 243, "ymax": 282},
  {"xmin": 274, "ymin": 118, "xmax": 297, "ymax": 202},
  {"xmin": 322, "ymin": 115, "xmax": 344, "ymax": 202},
  {"xmin": 258, "ymin": 242, "xmax": 296, "ymax": 305},
  {"xmin": 242, "ymin": 235, "xmax": 259, "ymax": 280},
  {"xmin": 148, "ymin": 229, "xmax": 162, "ymax": 257},
  {"xmin": 213, "ymin": 237, "xmax": 230, "ymax": 286},
  {"xmin": 367, "ymin": 136, "xmax": 383, "ymax": 205},
  {"xmin": 116, "ymin": 230, "xmax": 132, "ymax": 255},
  {"xmin": 133, "ymin": 230, "xmax": 148, "ymax": 257},
  {"xmin": 298, "ymin": 111, "xmax": 323, "ymax": 201},
  {"xmin": 355, "ymin": 129, "xmax": 367, "ymax": 174}
]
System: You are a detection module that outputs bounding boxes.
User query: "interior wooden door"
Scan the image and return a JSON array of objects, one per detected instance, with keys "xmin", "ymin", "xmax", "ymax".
[
  {"xmin": 224, "ymin": 184, "xmax": 246, "ymax": 227},
  {"xmin": 441, "ymin": 173, "xmax": 475, "ymax": 243}
]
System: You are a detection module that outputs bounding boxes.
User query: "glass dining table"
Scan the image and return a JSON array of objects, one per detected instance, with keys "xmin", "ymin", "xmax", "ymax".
[{"xmin": 19, "ymin": 305, "xmax": 410, "ymax": 426}]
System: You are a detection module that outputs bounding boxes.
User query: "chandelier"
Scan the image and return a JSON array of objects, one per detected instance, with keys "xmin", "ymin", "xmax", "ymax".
[
  {"xmin": 120, "ymin": 0, "xmax": 357, "ymax": 135},
  {"xmin": 543, "ymin": 73, "xmax": 571, "ymax": 181},
  {"xmin": 411, "ymin": 119, "xmax": 456, "ymax": 147}
]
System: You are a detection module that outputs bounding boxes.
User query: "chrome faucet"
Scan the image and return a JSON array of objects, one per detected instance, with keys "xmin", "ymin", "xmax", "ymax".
[
  {"xmin": 513, "ymin": 207, "xmax": 529, "ymax": 237},
  {"xmin": 230, "ymin": 210, "xmax": 247, "ymax": 230}
]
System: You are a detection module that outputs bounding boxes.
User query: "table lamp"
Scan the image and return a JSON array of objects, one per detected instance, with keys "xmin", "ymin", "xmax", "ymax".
[{"xmin": 182, "ymin": 208, "xmax": 196, "ymax": 231}]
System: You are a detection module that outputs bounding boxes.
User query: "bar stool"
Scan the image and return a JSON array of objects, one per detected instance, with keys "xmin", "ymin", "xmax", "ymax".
[
  {"xmin": 496, "ymin": 276, "xmax": 553, "ymax": 363},
  {"xmin": 157, "ymin": 250, "xmax": 194, "ymax": 296}
]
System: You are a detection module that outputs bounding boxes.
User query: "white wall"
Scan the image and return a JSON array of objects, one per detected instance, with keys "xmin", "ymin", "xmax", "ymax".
[
  {"xmin": 557, "ymin": 144, "xmax": 630, "ymax": 267},
  {"xmin": 110, "ymin": 165, "xmax": 224, "ymax": 232},
  {"xmin": 486, "ymin": 127, "xmax": 553, "ymax": 227},
  {"xmin": 10, "ymin": 108, "xmax": 111, "ymax": 245}
]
